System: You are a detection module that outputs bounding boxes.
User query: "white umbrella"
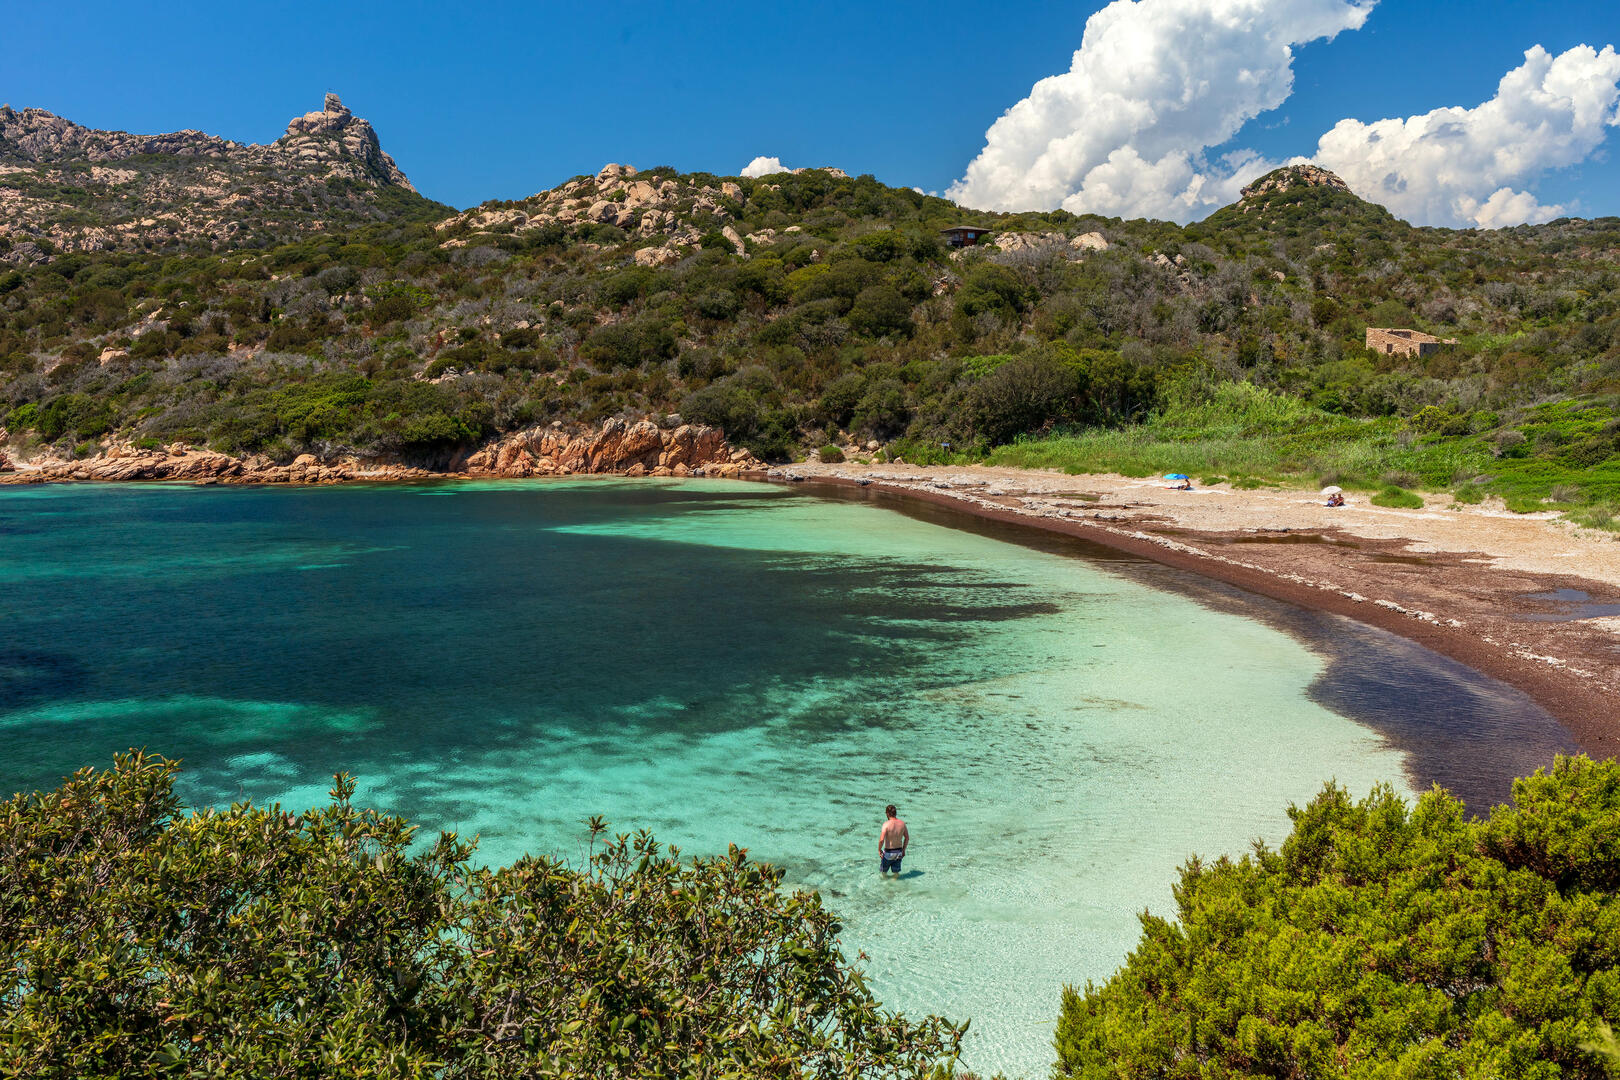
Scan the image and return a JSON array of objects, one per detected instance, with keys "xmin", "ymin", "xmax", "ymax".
[{"xmin": 1320, "ymin": 485, "xmax": 1343, "ymax": 496}]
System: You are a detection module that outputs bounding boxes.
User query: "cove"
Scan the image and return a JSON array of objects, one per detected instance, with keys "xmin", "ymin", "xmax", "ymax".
[{"xmin": 0, "ymin": 479, "xmax": 1574, "ymax": 1077}]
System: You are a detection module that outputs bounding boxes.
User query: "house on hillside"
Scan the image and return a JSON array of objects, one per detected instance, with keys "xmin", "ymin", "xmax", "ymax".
[
  {"xmin": 941, "ymin": 225, "xmax": 992, "ymax": 248},
  {"xmin": 1365, "ymin": 327, "xmax": 1458, "ymax": 358}
]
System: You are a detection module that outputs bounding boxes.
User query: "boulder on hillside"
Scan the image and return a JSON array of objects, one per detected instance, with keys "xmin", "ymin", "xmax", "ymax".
[{"xmin": 634, "ymin": 245, "xmax": 681, "ymax": 267}]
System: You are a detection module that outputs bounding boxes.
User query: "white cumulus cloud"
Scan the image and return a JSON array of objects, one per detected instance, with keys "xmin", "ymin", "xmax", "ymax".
[
  {"xmin": 739, "ymin": 156, "xmax": 786, "ymax": 178},
  {"xmin": 1309, "ymin": 44, "xmax": 1620, "ymax": 228},
  {"xmin": 947, "ymin": 0, "xmax": 1374, "ymax": 219},
  {"xmin": 948, "ymin": 1, "xmax": 1620, "ymax": 229}
]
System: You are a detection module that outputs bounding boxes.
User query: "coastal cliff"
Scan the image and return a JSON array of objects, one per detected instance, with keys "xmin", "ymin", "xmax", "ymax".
[
  {"xmin": 0, "ymin": 418, "xmax": 757, "ymax": 485},
  {"xmin": 464, "ymin": 417, "xmax": 756, "ymax": 478}
]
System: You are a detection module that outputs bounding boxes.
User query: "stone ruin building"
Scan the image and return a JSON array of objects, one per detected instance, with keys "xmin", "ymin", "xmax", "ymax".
[{"xmin": 1365, "ymin": 327, "xmax": 1459, "ymax": 358}]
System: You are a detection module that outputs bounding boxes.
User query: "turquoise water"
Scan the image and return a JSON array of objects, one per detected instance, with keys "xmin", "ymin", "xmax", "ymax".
[{"xmin": 0, "ymin": 479, "xmax": 1574, "ymax": 1076}]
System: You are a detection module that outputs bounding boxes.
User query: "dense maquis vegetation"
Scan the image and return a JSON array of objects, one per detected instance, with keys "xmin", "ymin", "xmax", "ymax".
[
  {"xmin": 7, "ymin": 761, "xmax": 1620, "ymax": 1080},
  {"xmin": 0, "ymin": 753, "xmax": 961, "ymax": 1078},
  {"xmin": 1055, "ymin": 755, "xmax": 1620, "ymax": 1079},
  {"xmin": 0, "ymin": 164, "xmax": 1616, "ymax": 518}
]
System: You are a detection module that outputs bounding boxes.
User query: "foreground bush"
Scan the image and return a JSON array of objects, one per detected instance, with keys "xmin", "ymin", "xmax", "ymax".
[
  {"xmin": 1055, "ymin": 756, "xmax": 1620, "ymax": 1078},
  {"xmin": 0, "ymin": 753, "xmax": 961, "ymax": 1078}
]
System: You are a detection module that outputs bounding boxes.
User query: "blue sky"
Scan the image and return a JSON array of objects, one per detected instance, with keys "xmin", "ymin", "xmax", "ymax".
[{"xmin": 5, "ymin": 1, "xmax": 1619, "ymax": 224}]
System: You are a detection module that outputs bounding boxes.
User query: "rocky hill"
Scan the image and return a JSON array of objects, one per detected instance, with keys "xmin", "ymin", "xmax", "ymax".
[
  {"xmin": 439, "ymin": 162, "xmax": 750, "ymax": 265},
  {"xmin": 1238, "ymin": 164, "xmax": 1350, "ymax": 203},
  {"xmin": 0, "ymin": 94, "xmax": 445, "ymax": 266},
  {"xmin": 1201, "ymin": 163, "xmax": 1405, "ymax": 236}
]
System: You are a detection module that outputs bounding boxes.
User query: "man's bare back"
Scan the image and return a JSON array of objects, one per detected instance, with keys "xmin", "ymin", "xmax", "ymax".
[{"xmin": 879, "ymin": 804, "xmax": 908, "ymax": 873}]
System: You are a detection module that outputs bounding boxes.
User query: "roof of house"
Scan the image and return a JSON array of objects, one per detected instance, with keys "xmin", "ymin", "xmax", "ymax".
[{"xmin": 1369, "ymin": 327, "xmax": 1438, "ymax": 341}]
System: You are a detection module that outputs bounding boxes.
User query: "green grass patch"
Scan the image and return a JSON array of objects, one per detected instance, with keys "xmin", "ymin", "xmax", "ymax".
[
  {"xmin": 987, "ymin": 382, "xmax": 1620, "ymax": 514},
  {"xmin": 991, "ymin": 392, "xmax": 1487, "ymax": 490},
  {"xmin": 1569, "ymin": 503, "xmax": 1618, "ymax": 531},
  {"xmin": 1371, "ymin": 486, "xmax": 1424, "ymax": 509}
]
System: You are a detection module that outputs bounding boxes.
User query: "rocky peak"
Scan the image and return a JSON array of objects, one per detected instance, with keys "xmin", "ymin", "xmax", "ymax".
[
  {"xmin": 1239, "ymin": 164, "xmax": 1350, "ymax": 202},
  {"xmin": 277, "ymin": 93, "xmax": 411, "ymax": 189},
  {"xmin": 283, "ymin": 92, "xmax": 354, "ymax": 138}
]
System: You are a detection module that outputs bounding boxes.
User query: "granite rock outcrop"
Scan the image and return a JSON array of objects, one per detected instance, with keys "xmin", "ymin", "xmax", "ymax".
[
  {"xmin": 1, "ymin": 419, "xmax": 759, "ymax": 485},
  {"xmin": 988, "ymin": 230, "xmax": 1110, "ymax": 259},
  {"xmin": 1236, "ymin": 165, "xmax": 1351, "ymax": 210},
  {"xmin": 464, "ymin": 419, "xmax": 759, "ymax": 478}
]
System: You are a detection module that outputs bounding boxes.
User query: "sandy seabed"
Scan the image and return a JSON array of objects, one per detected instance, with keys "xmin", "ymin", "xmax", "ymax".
[{"xmin": 774, "ymin": 461, "xmax": 1620, "ymax": 754}]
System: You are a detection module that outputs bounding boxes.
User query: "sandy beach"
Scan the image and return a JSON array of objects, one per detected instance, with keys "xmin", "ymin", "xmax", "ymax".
[{"xmin": 772, "ymin": 462, "xmax": 1620, "ymax": 754}]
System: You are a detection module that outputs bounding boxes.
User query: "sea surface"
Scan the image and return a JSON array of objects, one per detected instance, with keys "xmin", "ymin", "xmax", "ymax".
[{"xmin": 0, "ymin": 478, "xmax": 1576, "ymax": 1077}]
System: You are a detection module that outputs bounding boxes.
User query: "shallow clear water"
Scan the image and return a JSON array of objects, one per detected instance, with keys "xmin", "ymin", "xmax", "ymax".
[{"xmin": 0, "ymin": 479, "xmax": 1575, "ymax": 1077}]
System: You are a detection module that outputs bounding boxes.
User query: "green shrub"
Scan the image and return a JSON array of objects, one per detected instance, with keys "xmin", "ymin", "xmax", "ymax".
[
  {"xmin": 697, "ymin": 230, "xmax": 734, "ymax": 254},
  {"xmin": 1056, "ymin": 757, "xmax": 1620, "ymax": 1080},
  {"xmin": 955, "ymin": 263, "xmax": 1032, "ymax": 320},
  {"xmin": 965, "ymin": 357, "xmax": 1079, "ymax": 444},
  {"xmin": 1371, "ymin": 485, "xmax": 1425, "ymax": 508},
  {"xmin": 37, "ymin": 393, "xmax": 114, "ymax": 441},
  {"xmin": 846, "ymin": 284, "xmax": 914, "ymax": 339},
  {"xmin": 598, "ymin": 267, "xmax": 658, "ymax": 307},
  {"xmin": 1453, "ymin": 483, "xmax": 1486, "ymax": 504},
  {"xmin": 6, "ymin": 402, "xmax": 40, "ymax": 431},
  {"xmin": 816, "ymin": 373, "xmax": 865, "ymax": 428},
  {"xmin": 851, "ymin": 378, "xmax": 910, "ymax": 439},
  {"xmin": 818, "ymin": 444, "xmax": 844, "ymax": 463},
  {"xmin": 1407, "ymin": 404, "xmax": 1471, "ymax": 436},
  {"xmin": 681, "ymin": 367, "xmax": 797, "ymax": 460},
  {"xmin": 0, "ymin": 753, "xmax": 962, "ymax": 1078},
  {"xmin": 579, "ymin": 318, "xmax": 678, "ymax": 370}
]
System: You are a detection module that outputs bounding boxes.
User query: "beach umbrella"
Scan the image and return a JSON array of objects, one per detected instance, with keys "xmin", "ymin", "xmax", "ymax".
[
  {"xmin": 1320, "ymin": 485, "xmax": 1343, "ymax": 496},
  {"xmin": 1165, "ymin": 473, "xmax": 1190, "ymax": 480}
]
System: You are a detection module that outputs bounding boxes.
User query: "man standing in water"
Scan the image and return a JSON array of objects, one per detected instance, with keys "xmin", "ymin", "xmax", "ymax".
[{"xmin": 879, "ymin": 804, "xmax": 909, "ymax": 874}]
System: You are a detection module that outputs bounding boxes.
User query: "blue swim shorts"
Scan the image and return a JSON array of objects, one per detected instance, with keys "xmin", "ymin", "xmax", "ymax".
[{"xmin": 880, "ymin": 848, "xmax": 904, "ymax": 873}]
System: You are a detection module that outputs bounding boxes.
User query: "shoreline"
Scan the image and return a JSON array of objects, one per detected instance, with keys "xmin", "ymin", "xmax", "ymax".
[
  {"xmin": 764, "ymin": 463, "xmax": 1619, "ymax": 756},
  {"xmin": 4, "ymin": 458, "xmax": 1613, "ymax": 755}
]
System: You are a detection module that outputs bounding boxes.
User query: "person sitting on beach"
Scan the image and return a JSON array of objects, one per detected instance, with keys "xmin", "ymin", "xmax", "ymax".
[
  {"xmin": 879, "ymin": 804, "xmax": 909, "ymax": 874},
  {"xmin": 1326, "ymin": 492, "xmax": 1345, "ymax": 507}
]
